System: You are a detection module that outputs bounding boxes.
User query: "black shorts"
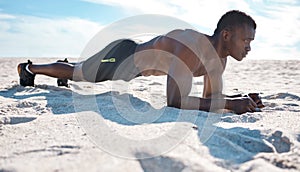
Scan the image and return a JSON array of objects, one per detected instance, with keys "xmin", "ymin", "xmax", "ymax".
[{"xmin": 82, "ymin": 39, "xmax": 141, "ymax": 82}]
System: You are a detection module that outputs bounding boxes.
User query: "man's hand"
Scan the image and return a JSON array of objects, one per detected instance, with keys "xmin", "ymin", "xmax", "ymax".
[
  {"xmin": 227, "ymin": 97, "xmax": 258, "ymax": 114},
  {"xmin": 247, "ymin": 93, "xmax": 265, "ymax": 108}
]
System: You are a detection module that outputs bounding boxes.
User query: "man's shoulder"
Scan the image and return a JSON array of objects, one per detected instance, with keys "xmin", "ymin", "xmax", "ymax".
[
  {"xmin": 165, "ymin": 29, "xmax": 203, "ymax": 37},
  {"xmin": 164, "ymin": 29, "xmax": 207, "ymax": 46}
]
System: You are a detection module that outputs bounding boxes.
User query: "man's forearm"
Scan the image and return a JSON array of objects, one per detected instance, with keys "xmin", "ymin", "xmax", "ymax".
[
  {"xmin": 207, "ymin": 93, "xmax": 243, "ymax": 99},
  {"xmin": 170, "ymin": 96, "xmax": 230, "ymax": 112}
]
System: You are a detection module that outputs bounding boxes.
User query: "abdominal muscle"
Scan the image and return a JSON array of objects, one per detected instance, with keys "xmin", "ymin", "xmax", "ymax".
[
  {"xmin": 133, "ymin": 36, "xmax": 173, "ymax": 76},
  {"xmin": 133, "ymin": 29, "xmax": 218, "ymax": 77}
]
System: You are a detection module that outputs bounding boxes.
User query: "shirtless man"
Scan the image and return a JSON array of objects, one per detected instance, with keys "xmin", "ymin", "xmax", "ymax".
[{"xmin": 18, "ymin": 10, "xmax": 263, "ymax": 114}]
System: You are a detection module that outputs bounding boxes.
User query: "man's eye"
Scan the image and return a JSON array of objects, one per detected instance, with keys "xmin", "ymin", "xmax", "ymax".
[{"xmin": 244, "ymin": 39, "xmax": 250, "ymax": 43}]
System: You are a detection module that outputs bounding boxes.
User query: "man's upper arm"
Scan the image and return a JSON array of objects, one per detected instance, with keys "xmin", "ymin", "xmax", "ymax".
[
  {"xmin": 167, "ymin": 58, "xmax": 193, "ymax": 108},
  {"xmin": 203, "ymin": 73, "xmax": 223, "ymax": 98}
]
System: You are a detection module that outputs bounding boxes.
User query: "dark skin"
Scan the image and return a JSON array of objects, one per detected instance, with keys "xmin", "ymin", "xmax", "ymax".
[
  {"xmin": 23, "ymin": 25, "xmax": 263, "ymax": 114},
  {"xmin": 28, "ymin": 63, "xmax": 74, "ymax": 79},
  {"xmin": 135, "ymin": 25, "xmax": 262, "ymax": 114}
]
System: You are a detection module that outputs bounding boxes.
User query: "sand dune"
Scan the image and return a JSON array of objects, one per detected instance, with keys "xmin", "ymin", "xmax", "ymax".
[{"xmin": 0, "ymin": 58, "xmax": 299, "ymax": 171}]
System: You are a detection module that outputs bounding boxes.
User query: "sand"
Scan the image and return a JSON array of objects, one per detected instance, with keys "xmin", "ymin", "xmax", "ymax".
[{"xmin": 0, "ymin": 57, "xmax": 299, "ymax": 172}]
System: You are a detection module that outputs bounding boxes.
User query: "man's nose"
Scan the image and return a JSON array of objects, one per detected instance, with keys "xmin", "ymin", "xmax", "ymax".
[{"xmin": 245, "ymin": 46, "xmax": 251, "ymax": 52}]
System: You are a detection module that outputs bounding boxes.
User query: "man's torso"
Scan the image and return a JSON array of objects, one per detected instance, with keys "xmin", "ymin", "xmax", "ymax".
[{"xmin": 134, "ymin": 29, "xmax": 226, "ymax": 77}]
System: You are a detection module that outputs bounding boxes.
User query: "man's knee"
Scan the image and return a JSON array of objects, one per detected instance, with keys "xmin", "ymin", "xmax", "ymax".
[{"xmin": 72, "ymin": 63, "xmax": 86, "ymax": 81}]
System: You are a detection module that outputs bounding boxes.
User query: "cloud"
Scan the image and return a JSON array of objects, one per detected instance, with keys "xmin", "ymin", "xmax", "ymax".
[
  {"xmin": 1, "ymin": 1, "xmax": 299, "ymax": 59},
  {"xmin": 0, "ymin": 13, "xmax": 16, "ymax": 19},
  {"xmin": 0, "ymin": 13, "xmax": 102, "ymax": 57},
  {"xmin": 83, "ymin": 0, "xmax": 300, "ymax": 60},
  {"xmin": 83, "ymin": 0, "xmax": 252, "ymax": 31},
  {"xmin": 251, "ymin": 1, "xmax": 300, "ymax": 59}
]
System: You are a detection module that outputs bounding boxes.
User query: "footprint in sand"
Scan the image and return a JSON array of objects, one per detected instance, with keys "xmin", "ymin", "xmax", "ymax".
[
  {"xmin": 282, "ymin": 103, "xmax": 299, "ymax": 107},
  {"xmin": 149, "ymin": 82, "xmax": 163, "ymax": 86},
  {"xmin": 264, "ymin": 93, "xmax": 300, "ymax": 101},
  {"xmin": 221, "ymin": 113, "xmax": 262, "ymax": 123},
  {"xmin": 133, "ymin": 87, "xmax": 148, "ymax": 91},
  {"xmin": 15, "ymin": 145, "xmax": 81, "ymax": 157},
  {"xmin": 202, "ymin": 128, "xmax": 292, "ymax": 163},
  {"xmin": 263, "ymin": 102, "xmax": 278, "ymax": 107},
  {"xmin": 263, "ymin": 101, "xmax": 300, "ymax": 112},
  {"xmin": 16, "ymin": 101, "xmax": 38, "ymax": 108},
  {"xmin": 266, "ymin": 130, "xmax": 292, "ymax": 153},
  {"xmin": 0, "ymin": 116, "xmax": 36, "ymax": 124},
  {"xmin": 15, "ymin": 101, "xmax": 48, "ymax": 114}
]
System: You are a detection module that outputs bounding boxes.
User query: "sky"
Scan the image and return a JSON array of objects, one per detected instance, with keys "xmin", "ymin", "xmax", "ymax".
[{"xmin": 0, "ymin": 0, "xmax": 299, "ymax": 60}]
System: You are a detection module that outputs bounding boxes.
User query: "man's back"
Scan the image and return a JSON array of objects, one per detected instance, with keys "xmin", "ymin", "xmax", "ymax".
[{"xmin": 134, "ymin": 29, "xmax": 225, "ymax": 77}]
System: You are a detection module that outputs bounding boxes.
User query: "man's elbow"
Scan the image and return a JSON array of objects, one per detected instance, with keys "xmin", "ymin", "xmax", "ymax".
[
  {"xmin": 167, "ymin": 97, "xmax": 181, "ymax": 109},
  {"xmin": 203, "ymin": 93, "xmax": 224, "ymax": 99}
]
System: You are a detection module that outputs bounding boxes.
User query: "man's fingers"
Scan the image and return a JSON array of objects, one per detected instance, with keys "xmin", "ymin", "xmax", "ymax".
[
  {"xmin": 246, "ymin": 98, "xmax": 257, "ymax": 112},
  {"xmin": 248, "ymin": 93, "xmax": 265, "ymax": 108},
  {"xmin": 255, "ymin": 100, "xmax": 265, "ymax": 108},
  {"xmin": 256, "ymin": 101, "xmax": 264, "ymax": 107},
  {"xmin": 249, "ymin": 105, "xmax": 256, "ymax": 112},
  {"xmin": 246, "ymin": 107, "xmax": 253, "ymax": 112},
  {"xmin": 246, "ymin": 101, "xmax": 255, "ymax": 111},
  {"xmin": 249, "ymin": 97, "xmax": 257, "ymax": 108},
  {"xmin": 255, "ymin": 99, "xmax": 263, "ymax": 105}
]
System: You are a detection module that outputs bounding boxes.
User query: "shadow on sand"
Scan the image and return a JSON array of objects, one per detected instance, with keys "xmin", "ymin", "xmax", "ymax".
[{"xmin": 0, "ymin": 85, "xmax": 292, "ymax": 165}]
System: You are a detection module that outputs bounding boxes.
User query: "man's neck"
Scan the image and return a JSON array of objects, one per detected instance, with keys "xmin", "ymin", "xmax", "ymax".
[{"xmin": 207, "ymin": 34, "xmax": 229, "ymax": 59}]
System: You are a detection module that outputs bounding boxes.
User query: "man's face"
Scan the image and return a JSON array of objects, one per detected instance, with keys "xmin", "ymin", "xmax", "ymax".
[{"xmin": 229, "ymin": 24, "xmax": 255, "ymax": 61}]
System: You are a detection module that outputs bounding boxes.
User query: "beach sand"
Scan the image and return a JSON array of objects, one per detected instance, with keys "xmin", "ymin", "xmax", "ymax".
[{"xmin": 0, "ymin": 57, "xmax": 299, "ymax": 171}]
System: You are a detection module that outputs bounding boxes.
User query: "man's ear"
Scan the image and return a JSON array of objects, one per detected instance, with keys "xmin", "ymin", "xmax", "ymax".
[{"xmin": 221, "ymin": 29, "xmax": 231, "ymax": 41}]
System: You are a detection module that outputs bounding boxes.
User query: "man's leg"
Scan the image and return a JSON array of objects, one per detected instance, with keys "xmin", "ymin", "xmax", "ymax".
[
  {"xmin": 18, "ymin": 60, "xmax": 86, "ymax": 86},
  {"xmin": 28, "ymin": 62, "xmax": 75, "ymax": 80}
]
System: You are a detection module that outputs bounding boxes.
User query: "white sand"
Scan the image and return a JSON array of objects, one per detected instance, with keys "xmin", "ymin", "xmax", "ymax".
[{"xmin": 0, "ymin": 57, "xmax": 299, "ymax": 172}]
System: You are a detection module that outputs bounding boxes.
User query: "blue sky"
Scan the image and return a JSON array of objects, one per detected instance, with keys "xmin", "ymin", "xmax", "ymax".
[{"xmin": 0, "ymin": 0, "xmax": 299, "ymax": 60}]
